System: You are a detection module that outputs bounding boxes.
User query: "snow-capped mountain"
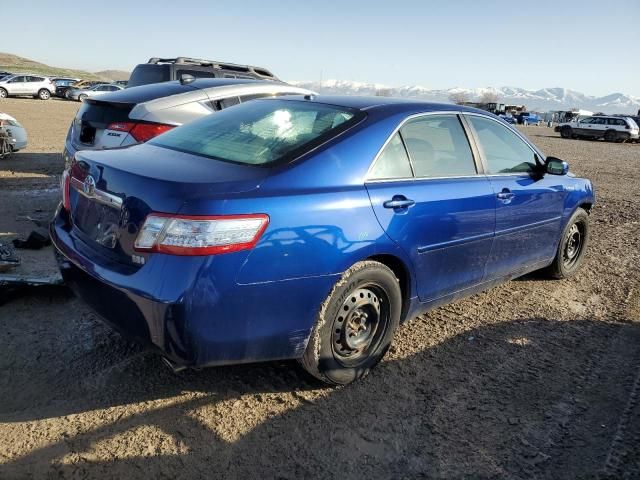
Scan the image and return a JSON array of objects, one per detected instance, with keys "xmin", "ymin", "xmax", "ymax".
[{"xmin": 289, "ymin": 80, "xmax": 640, "ymax": 114}]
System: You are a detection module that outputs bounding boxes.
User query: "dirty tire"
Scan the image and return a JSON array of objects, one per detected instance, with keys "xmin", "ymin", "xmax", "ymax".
[
  {"xmin": 546, "ymin": 207, "xmax": 590, "ymax": 279},
  {"xmin": 560, "ymin": 126, "xmax": 573, "ymax": 139},
  {"xmin": 604, "ymin": 130, "xmax": 617, "ymax": 142},
  {"xmin": 38, "ymin": 89, "xmax": 50, "ymax": 100},
  {"xmin": 0, "ymin": 88, "xmax": 7, "ymax": 99},
  {"xmin": 300, "ymin": 261, "xmax": 401, "ymax": 385}
]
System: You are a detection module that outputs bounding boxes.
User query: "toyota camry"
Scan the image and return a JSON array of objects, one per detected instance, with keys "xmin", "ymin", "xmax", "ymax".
[{"xmin": 51, "ymin": 96, "xmax": 595, "ymax": 385}]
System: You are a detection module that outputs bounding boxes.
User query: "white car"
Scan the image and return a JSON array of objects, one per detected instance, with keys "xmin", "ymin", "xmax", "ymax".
[
  {"xmin": 0, "ymin": 74, "xmax": 55, "ymax": 100},
  {"xmin": 67, "ymin": 83, "xmax": 124, "ymax": 102},
  {"xmin": 0, "ymin": 113, "xmax": 28, "ymax": 151},
  {"xmin": 556, "ymin": 115, "xmax": 639, "ymax": 142}
]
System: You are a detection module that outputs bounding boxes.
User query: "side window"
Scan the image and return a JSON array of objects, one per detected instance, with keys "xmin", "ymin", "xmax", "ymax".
[
  {"xmin": 467, "ymin": 115, "xmax": 537, "ymax": 174},
  {"xmin": 176, "ymin": 69, "xmax": 217, "ymax": 79},
  {"xmin": 400, "ymin": 115, "xmax": 476, "ymax": 178},
  {"xmin": 220, "ymin": 96, "xmax": 241, "ymax": 109},
  {"xmin": 593, "ymin": 117, "xmax": 607, "ymax": 125},
  {"xmin": 579, "ymin": 117, "xmax": 594, "ymax": 124},
  {"xmin": 9, "ymin": 76, "xmax": 24, "ymax": 83},
  {"xmin": 29, "ymin": 76, "xmax": 43, "ymax": 82},
  {"xmin": 368, "ymin": 133, "xmax": 413, "ymax": 180}
]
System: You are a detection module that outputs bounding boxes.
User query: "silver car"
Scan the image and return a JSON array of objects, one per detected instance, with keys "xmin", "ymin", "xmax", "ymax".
[
  {"xmin": 64, "ymin": 78, "xmax": 314, "ymax": 162},
  {"xmin": 67, "ymin": 83, "xmax": 124, "ymax": 102},
  {"xmin": 0, "ymin": 113, "xmax": 28, "ymax": 151},
  {"xmin": 0, "ymin": 74, "xmax": 55, "ymax": 100}
]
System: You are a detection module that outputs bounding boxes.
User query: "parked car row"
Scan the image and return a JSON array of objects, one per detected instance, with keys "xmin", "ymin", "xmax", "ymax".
[
  {"xmin": 51, "ymin": 55, "xmax": 596, "ymax": 385},
  {"xmin": 0, "ymin": 71, "xmax": 128, "ymax": 101}
]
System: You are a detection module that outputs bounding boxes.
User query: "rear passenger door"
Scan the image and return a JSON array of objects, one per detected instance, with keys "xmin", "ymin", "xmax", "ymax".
[
  {"xmin": 366, "ymin": 114, "xmax": 496, "ymax": 302},
  {"xmin": 465, "ymin": 114, "xmax": 565, "ymax": 279}
]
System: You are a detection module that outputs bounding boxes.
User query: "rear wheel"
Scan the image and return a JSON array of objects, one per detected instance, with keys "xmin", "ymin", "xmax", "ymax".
[
  {"xmin": 300, "ymin": 261, "xmax": 401, "ymax": 385},
  {"xmin": 560, "ymin": 126, "xmax": 573, "ymax": 139},
  {"xmin": 545, "ymin": 208, "xmax": 590, "ymax": 279},
  {"xmin": 0, "ymin": 88, "xmax": 7, "ymax": 99},
  {"xmin": 38, "ymin": 89, "xmax": 50, "ymax": 100},
  {"xmin": 604, "ymin": 130, "xmax": 617, "ymax": 142}
]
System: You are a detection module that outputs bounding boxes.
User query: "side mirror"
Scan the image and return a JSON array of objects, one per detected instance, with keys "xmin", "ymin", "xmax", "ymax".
[
  {"xmin": 179, "ymin": 74, "xmax": 196, "ymax": 85},
  {"xmin": 546, "ymin": 157, "xmax": 569, "ymax": 175}
]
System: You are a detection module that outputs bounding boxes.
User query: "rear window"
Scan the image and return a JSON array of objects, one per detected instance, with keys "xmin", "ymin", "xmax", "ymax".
[
  {"xmin": 76, "ymin": 101, "xmax": 133, "ymax": 127},
  {"xmin": 128, "ymin": 64, "xmax": 170, "ymax": 87},
  {"xmin": 151, "ymin": 99, "xmax": 364, "ymax": 166}
]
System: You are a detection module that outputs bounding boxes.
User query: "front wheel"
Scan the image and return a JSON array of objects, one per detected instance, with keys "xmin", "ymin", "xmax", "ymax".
[
  {"xmin": 300, "ymin": 261, "xmax": 402, "ymax": 385},
  {"xmin": 560, "ymin": 126, "xmax": 573, "ymax": 139},
  {"xmin": 546, "ymin": 208, "xmax": 590, "ymax": 279},
  {"xmin": 78, "ymin": 94, "xmax": 88, "ymax": 102},
  {"xmin": 0, "ymin": 88, "xmax": 7, "ymax": 99},
  {"xmin": 38, "ymin": 89, "xmax": 51, "ymax": 100},
  {"xmin": 604, "ymin": 130, "xmax": 617, "ymax": 142}
]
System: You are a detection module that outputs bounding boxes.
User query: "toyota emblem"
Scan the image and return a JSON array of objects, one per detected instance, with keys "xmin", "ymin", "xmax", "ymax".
[{"xmin": 83, "ymin": 175, "xmax": 96, "ymax": 196}]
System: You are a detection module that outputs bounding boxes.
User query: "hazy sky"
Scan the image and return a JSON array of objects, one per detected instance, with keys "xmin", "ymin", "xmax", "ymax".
[{"xmin": 4, "ymin": 0, "xmax": 639, "ymax": 96}]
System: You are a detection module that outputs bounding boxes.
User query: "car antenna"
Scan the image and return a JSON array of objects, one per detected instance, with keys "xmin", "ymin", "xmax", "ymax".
[{"xmin": 180, "ymin": 74, "xmax": 196, "ymax": 85}]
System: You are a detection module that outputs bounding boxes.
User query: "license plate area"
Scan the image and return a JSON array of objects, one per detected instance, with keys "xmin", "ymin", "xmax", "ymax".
[{"xmin": 73, "ymin": 195, "xmax": 121, "ymax": 249}]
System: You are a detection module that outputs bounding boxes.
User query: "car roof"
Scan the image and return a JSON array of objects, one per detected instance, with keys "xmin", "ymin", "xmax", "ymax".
[
  {"xmin": 273, "ymin": 95, "xmax": 491, "ymax": 116},
  {"xmin": 97, "ymin": 78, "xmax": 291, "ymax": 104}
]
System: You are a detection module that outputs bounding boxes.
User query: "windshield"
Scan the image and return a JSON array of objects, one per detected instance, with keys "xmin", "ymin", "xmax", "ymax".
[{"xmin": 150, "ymin": 99, "xmax": 363, "ymax": 166}]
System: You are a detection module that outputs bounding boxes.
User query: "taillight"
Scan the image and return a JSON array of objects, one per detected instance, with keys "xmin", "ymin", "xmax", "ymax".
[
  {"xmin": 61, "ymin": 169, "xmax": 71, "ymax": 211},
  {"xmin": 106, "ymin": 121, "xmax": 174, "ymax": 142},
  {"xmin": 134, "ymin": 213, "xmax": 269, "ymax": 256}
]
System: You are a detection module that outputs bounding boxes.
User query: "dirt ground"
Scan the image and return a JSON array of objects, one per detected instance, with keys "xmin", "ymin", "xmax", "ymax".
[{"xmin": 0, "ymin": 97, "xmax": 639, "ymax": 479}]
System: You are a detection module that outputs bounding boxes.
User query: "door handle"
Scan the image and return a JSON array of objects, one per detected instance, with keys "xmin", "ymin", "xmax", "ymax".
[
  {"xmin": 383, "ymin": 197, "xmax": 415, "ymax": 209},
  {"xmin": 496, "ymin": 189, "xmax": 515, "ymax": 201}
]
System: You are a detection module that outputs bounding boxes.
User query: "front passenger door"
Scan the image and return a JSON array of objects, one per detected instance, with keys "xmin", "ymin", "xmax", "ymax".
[{"xmin": 466, "ymin": 115, "xmax": 566, "ymax": 279}]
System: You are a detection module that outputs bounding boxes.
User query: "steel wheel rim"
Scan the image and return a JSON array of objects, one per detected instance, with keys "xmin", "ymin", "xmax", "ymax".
[
  {"xmin": 331, "ymin": 284, "xmax": 390, "ymax": 367},
  {"xmin": 563, "ymin": 222, "xmax": 584, "ymax": 267}
]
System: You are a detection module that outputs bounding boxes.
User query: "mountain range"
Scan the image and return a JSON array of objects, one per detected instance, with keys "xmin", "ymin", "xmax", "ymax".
[{"xmin": 290, "ymin": 80, "xmax": 640, "ymax": 114}]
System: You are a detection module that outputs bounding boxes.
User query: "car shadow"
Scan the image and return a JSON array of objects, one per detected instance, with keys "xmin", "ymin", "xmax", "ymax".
[
  {"xmin": 2, "ymin": 286, "xmax": 639, "ymax": 479},
  {"xmin": 0, "ymin": 152, "xmax": 63, "ymax": 180}
]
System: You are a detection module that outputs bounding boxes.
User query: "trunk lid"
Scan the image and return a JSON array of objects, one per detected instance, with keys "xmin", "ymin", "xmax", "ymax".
[
  {"xmin": 71, "ymin": 99, "xmax": 135, "ymax": 150},
  {"xmin": 69, "ymin": 143, "xmax": 269, "ymax": 265}
]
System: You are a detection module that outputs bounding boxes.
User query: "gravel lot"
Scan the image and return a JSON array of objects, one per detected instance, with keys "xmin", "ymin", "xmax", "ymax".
[{"xmin": 0, "ymin": 97, "xmax": 639, "ymax": 479}]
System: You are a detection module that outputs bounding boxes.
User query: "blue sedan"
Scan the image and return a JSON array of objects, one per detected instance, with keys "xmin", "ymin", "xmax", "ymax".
[{"xmin": 51, "ymin": 96, "xmax": 594, "ymax": 385}]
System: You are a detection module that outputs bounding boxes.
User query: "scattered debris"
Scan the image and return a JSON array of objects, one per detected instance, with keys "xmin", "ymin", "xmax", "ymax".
[
  {"xmin": 12, "ymin": 227, "xmax": 51, "ymax": 250},
  {"xmin": 0, "ymin": 241, "xmax": 20, "ymax": 272}
]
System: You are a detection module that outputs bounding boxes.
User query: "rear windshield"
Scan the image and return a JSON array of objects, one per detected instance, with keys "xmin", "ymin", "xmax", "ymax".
[
  {"xmin": 150, "ymin": 99, "xmax": 364, "ymax": 166},
  {"xmin": 76, "ymin": 100, "xmax": 133, "ymax": 127},
  {"xmin": 128, "ymin": 64, "xmax": 170, "ymax": 88}
]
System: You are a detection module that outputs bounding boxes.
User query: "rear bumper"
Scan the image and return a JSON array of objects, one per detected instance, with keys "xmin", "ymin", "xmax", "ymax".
[{"xmin": 50, "ymin": 209, "xmax": 337, "ymax": 367}]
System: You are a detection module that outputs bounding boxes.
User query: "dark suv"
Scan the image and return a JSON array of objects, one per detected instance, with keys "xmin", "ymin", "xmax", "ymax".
[{"xmin": 127, "ymin": 57, "xmax": 278, "ymax": 88}]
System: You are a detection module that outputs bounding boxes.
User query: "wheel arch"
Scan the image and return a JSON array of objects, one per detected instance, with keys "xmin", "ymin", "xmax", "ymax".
[
  {"xmin": 579, "ymin": 202, "xmax": 593, "ymax": 214},
  {"xmin": 366, "ymin": 253, "xmax": 413, "ymax": 322}
]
